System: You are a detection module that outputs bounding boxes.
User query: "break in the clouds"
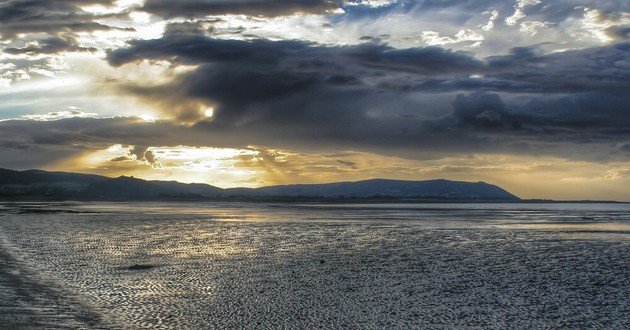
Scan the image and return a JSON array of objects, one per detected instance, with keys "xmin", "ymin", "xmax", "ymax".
[
  {"xmin": 0, "ymin": 0, "xmax": 120, "ymax": 37},
  {"xmin": 105, "ymin": 27, "xmax": 630, "ymax": 160},
  {"xmin": 142, "ymin": 0, "xmax": 345, "ymax": 18},
  {"xmin": 1, "ymin": 0, "xmax": 630, "ymax": 200},
  {"xmin": 0, "ymin": 0, "xmax": 131, "ymax": 84}
]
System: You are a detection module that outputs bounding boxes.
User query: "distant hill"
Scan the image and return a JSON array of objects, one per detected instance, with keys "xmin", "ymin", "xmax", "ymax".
[
  {"xmin": 228, "ymin": 179, "xmax": 519, "ymax": 200},
  {"xmin": 0, "ymin": 168, "xmax": 519, "ymax": 201}
]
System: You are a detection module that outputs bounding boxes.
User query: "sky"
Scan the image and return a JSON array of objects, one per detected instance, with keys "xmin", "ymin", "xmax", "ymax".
[{"xmin": 0, "ymin": 0, "xmax": 629, "ymax": 201}]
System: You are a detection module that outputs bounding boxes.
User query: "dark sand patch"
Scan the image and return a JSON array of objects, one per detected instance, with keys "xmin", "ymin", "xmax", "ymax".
[
  {"xmin": 127, "ymin": 264, "xmax": 156, "ymax": 270},
  {"xmin": 0, "ymin": 239, "xmax": 109, "ymax": 329}
]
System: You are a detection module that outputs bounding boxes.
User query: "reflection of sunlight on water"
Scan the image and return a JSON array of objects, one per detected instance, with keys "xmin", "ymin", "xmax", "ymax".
[
  {"xmin": 498, "ymin": 222, "xmax": 630, "ymax": 232},
  {"xmin": 1, "ymin": 202, "xmax": 629, "ymax": 328},
  {"xmin": 494, "ymin": 222, "xmax": 630, "ymax": 241}
]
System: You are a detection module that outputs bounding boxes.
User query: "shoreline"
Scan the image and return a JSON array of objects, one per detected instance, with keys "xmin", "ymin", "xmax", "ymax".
[
  {"xmin": 1, "ymin": 202, "xmax": 628, "ymax": 328},
  {"xmin": 0, "ymin": 236, "xmax": 107, "ymax": 329},
  {"xmin": 0, "ymin": 196, "xmax": 627, "ymax": 204}
]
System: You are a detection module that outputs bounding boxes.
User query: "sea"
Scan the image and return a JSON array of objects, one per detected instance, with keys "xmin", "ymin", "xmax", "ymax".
[{"xmin": 0, "ymin": 202, "xmax": 629, "ymax": 329}]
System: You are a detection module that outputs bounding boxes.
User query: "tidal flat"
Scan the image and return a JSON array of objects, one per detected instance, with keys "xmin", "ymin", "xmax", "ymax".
[{"xmin": 0, "ymin": 202, "xmax": 629, "ymax": 329}]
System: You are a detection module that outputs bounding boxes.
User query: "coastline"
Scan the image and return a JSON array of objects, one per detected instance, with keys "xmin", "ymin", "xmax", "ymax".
[
  {"xmin": 1, "ymin": 202, "xmax": 628, "ymax": 328},
  {"xmin": 0, "ymin": 236, "xmax": 107, "ymax": 329},
  {"xmin": 0, "ymin": 195, "xmax": 627, "ymax": 204}
]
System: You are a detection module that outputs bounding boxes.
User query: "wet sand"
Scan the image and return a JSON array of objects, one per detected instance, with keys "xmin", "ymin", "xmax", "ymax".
[
  {"xmin": 0, "ymin": 239, "xmax": 106, "ymax": 329},
  {"xmin": 1, "ymin": 202, "xmax": 629, "ymax": 329}
]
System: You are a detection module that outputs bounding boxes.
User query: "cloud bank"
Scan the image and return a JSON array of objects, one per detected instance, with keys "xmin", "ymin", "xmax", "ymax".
[
  {"xmin": 1, "ymin": 0, "xmax": 629, "ymax": 199},
  {"xmin": 101, "ymin": 24, "xmax": 630, "ymax": 162}
]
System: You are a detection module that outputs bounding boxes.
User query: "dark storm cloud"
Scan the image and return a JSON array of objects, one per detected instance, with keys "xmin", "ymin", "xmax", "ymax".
[
  {"xmin": 449, "ymin": 91, "xmax": 630, "ymax": 141},
  {"xmin": 606, "ymin": 25, "xmax": 630, "ymax": 41},
  {"xmin": 0, "ymin": 117, "xmax": 203, "ymax": 168},
  {"xmin": 0, "ymin": 0, "xmax": 125, "ymax": 39},
  {"xmin": 108, "ymin": 34, "xmax": 310, "ymax": 67},
  {"xmin": 348, "ymin": 44, "xmax": 484, "ymax": 74},
  {"xmin": 0, "ymin": 117, "xmax": 169, "ymax": 148},
  {"xmin": 0, "ymin": 116, "xmax": 529, "ymax": 168},
  {"xmin": 103, "ymin": 26, "xmax": 630, "ymax": 161},
  {"xmin": 108, "ymin": 23, "xmax": 485, "ymax": 73},
  {"xmin": 108, "ymin": 25, "xmax": 486, "ymax": 122},
  {"xmin": 451, "ymin": 93, "xmax": 517, "ymax": 130},
  {"xmin": 141, "ymin": 0, "xmax": 344, "ymax": 18}
]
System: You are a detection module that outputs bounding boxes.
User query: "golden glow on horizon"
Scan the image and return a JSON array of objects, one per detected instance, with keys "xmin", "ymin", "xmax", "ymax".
[
  {"xmin": 135, "ymin": 113, "xmax": 158, "ymax": 122},
  {"xmin": 52, "ymin": 145, "xmax": 262, "ymax": 188},
  {"xmin": 2, "ymin": 1, "xmax": 629, "ymax": 205},
  {"xmin": 44, "ymin": 145, "xmax": 630, "ymax": 201}
]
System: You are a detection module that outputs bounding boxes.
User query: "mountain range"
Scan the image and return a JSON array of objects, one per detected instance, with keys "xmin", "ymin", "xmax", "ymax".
[{"xmin": 0, "ymin": 168, "xmax": 520, "ymax": 201}]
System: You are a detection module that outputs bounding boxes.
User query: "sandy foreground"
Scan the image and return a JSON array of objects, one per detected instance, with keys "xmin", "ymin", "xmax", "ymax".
[
  {"xmin": 0, "ymin": 240, "xmax": 108, "ymax": 329},
  {"xmin": 0, "ymin": 202, "xmax": 629, "ymax": 329}
]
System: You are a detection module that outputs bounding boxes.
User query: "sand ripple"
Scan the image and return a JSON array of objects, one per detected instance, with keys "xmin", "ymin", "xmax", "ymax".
[{"xmin": 0, "ymin": 202, "xmax": 628, "ymax": 329}]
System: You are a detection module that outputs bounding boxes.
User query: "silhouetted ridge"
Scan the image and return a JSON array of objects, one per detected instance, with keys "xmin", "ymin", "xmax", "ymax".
[
  {"xmin": 0, "ymin": 168, "xmax": 519, "ymax": 201},
  {"xmin": 230, "ymin": 178, "xmax": 519, "ymax": 200}
]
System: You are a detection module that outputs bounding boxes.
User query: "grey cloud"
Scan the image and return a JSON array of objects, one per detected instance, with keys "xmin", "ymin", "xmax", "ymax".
[
  {"xmin": 2, "ymin": 0, "xmax": 629, "ymax": 172},
  {"xmin": 0, "ymin": 117, "xmax": 187, "ymax": 149},
  {"xmin": 442, "ymin": 91, "xmax": 630, "ymax": 157},
  {"xmin": 0, "ymin": 0, "xmax": 133, "ymax": 83},
  {"xmin": 108, "ymin": 28, "xmax": 310, "ymax": 67},
  {"xmin": 110, "ymin": 156, "xmax": 132, "ymax": 162},
  {"xmin": 4, "ymin": 36, "xmax": 96, "ymax": 55},
  {"xmin": 0, "ymin": 98, "xmax": 628, "ymax": 174},
  {"xmin": 110, "ymin": 27, "xmax": 630, "ymax": 98},
  {"xmin": 0, "ymin": 145, "xmax": 82, "ymax": 170},
  {"xmin": 409, "ymin": 43, "xmax": 630, "ymax": 93},
  {"xmin": 102, "ymin": 28, "xmax": 630, "ymax": 162},
  {"xmin": 162, "ymin": 20, "xmax": 211, "ymax": 36},
  {"xmin": 606, "ymin": 25, "xmax": 630, "ymax": 41},
  {"xmin": 0, "ymin": 0, "xmax": 123, "ymax": 39},
  {"xmin": 0, "ymin": 117, "xmax": 198, "ymax": 169},
  {"xmin": 516, "ymin": 93, "xmax": 630, "ymax": 131},
  {"xmin": 143, "ymin": 0, "xmax": 596, "ymax": 23},
  {"xmin": 483, "ymin": 44, "xmax": 630, "ymax": 94},
  {"xmin": 129, "ymin": 146, "xmax": 149, "ymax": 161},
  {"xmin": 144, "ymin": 150, "xmax": 159, "ymax": 166},
  {"xmin": 348, "ymin": 44, "xmax": 484, "ymax": 74},
  {"xmin": 337, "ymin": 160, "xmax": 358, "ymax": 169},
  {"xmin": 128, "ymin": 145, "xmax": 161, "ymax": 167},
  {"xmin": 0, "ymin": 56, "xmax": 50, "ymax": 82},
  {"xmin": 108, "ymin": 32, "xmax": 486, "ymax": 123},
  {"xmin": 452, "ymin": 93, "xmax": 521, "ymax": 130},
  {"xmin": 141, "ymin": 0, "xmax": 344, "ymax": 18}
]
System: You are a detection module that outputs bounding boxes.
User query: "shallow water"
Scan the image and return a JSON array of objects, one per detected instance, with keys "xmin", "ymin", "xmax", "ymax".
[{"xmin": 0, "ymin": 202, "xmax": 629, "ymax": 329}]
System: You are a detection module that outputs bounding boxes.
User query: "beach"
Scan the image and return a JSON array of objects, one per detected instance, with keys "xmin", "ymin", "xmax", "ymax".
[
  {"xmin": 0, "ymin": 237, "xmax": 106, "ymax": 329},
  {"xmin": 1, "ymin": 202, "xmax": 629, "ymax": 329}
]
